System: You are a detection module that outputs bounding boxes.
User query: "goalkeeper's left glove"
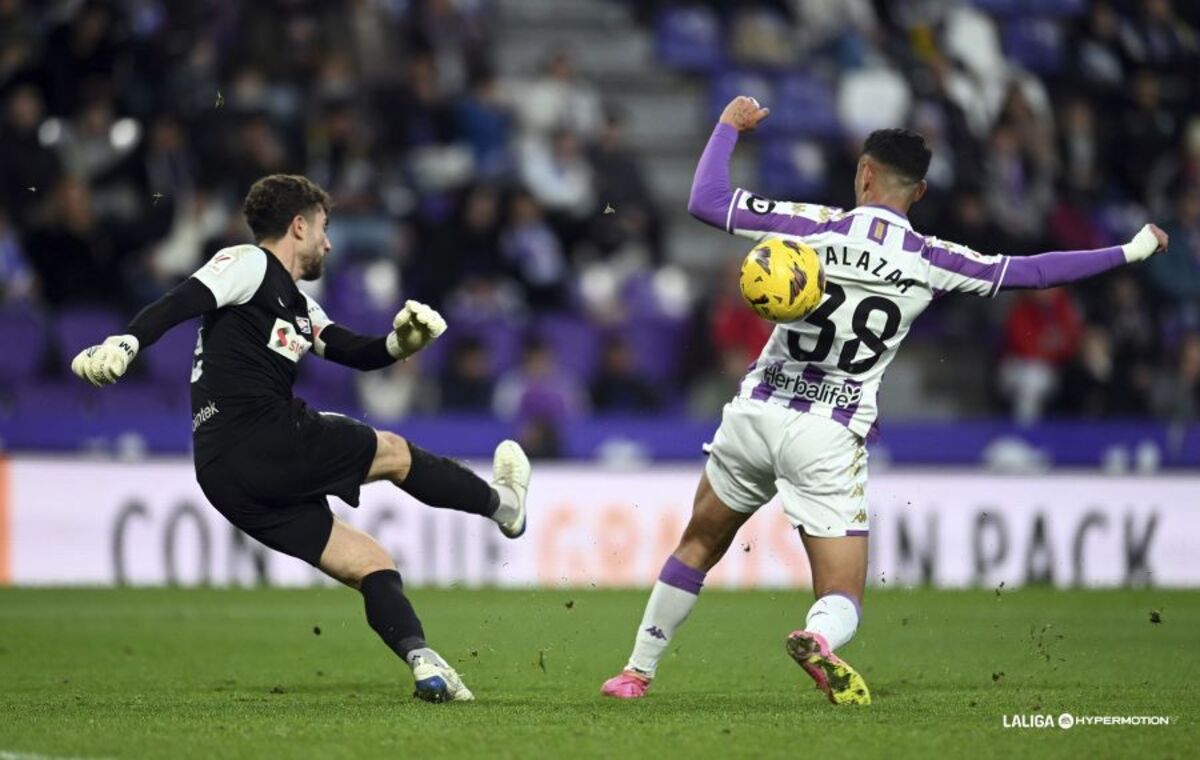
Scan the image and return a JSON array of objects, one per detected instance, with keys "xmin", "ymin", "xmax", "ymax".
[
  {"xmin": 387, "ymin": 300, "xmax": 446, "ymax": 360},
  {"xmin": 70, "ymin": 334, "xmax": 140, "ymax": 387}
]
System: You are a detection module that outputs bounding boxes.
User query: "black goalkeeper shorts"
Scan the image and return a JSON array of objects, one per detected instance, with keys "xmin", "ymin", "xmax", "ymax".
[{"xmin": 196, "ymin": 400, "xmax": 379, "ymax": 566}]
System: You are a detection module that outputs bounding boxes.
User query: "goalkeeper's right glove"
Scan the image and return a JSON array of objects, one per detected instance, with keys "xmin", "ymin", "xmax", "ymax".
[{"xmin": 71, "ymin": 334, "xmax": 139, "ymax": 387}]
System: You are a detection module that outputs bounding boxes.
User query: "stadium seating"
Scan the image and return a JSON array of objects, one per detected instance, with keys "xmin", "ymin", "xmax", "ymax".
[
  {"xmin": 758, "ymin": 138, "xmax": 829, "ymax": 200},
  {"xmin": 708, "ymin": 71, "xmax": 775, "ymax": 131},
  {"xmin": 1024, "ymin": 0, "xmax": 1087, "ymax": 17},
  {"xmin": 654, "ymin": 6, "xmax": 724, "ymax": 72},
  {"xmin": 141, "ymin": 321, "xmax": 199, "ymax": 385},
  {"xmin": 970, "ymin": 0, "xmax": 1024, "ymax": 16},
  {"xmin": 1003, "ymin": 18, "xmax": 1066, "ymax": 75},
  {"xmin": 537, "ymin": 315, "xmax": 602, "ymax": 379},
  {"xmin": 53, "ymin": 308, "xmax": 127, "ymax": 367},
  {"xmin": 0, "ymin": 309, "xmax": 47, "ymax": 385},
  {"xmin": 770, "ymin": 74, "xmax": 842, "ymax": 139}
]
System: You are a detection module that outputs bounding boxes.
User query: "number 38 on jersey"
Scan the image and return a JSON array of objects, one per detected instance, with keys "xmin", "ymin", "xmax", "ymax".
[{"xmin": 738, "ymin": 237, "xmax": 826, "ymax": 323}]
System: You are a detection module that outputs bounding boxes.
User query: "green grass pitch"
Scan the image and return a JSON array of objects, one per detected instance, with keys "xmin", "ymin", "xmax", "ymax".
[{"xmin": 1, "ymin": 587, "xmax": 1196, "ymax": 758}]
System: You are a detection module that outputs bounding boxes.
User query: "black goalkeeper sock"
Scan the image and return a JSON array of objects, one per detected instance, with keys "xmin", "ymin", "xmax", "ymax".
[
  {"xmin": 361, "ymin": 569, "xmax": 426, "ymax": 661},
  {"xmin": 400, "ymin": 443, "xmax": 499, "ymax": 518}
]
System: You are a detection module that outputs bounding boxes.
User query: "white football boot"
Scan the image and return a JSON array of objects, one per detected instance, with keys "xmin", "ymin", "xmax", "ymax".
[
  {"xmin": 491, "ymin": 439, "xmax": 530, "ymax": 539},
  {"xmin": 411, "ymin": 654, "xmax": 475, "ymax": 703}
]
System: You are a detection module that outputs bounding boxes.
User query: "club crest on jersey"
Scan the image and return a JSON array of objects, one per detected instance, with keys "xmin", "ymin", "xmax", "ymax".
[
  {"xmin": 267, "ymin": 318, "xmax": 311, "ymax": 363},
  {"xmin": 295, "ymin": 317, "xmax": 311, "ymax": 335}
]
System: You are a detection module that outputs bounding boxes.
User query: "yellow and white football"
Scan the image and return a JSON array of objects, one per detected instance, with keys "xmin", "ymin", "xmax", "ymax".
[{"xmin": 738, "ymin": 237, "xmax": 825, "ymax": 323}]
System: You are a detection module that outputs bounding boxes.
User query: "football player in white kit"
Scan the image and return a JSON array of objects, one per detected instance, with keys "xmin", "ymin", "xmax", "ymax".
[{"xmin": 601, "ymin": 97, "xmax": 1169, "ymax": 704}]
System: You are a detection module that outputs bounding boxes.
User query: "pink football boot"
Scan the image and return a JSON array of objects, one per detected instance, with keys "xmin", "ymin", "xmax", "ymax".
[
  {"xmin": 600, "ymin": 670, "xmax": 651, "ymax": 699},
  {"xmin": 786, "ymin": 630, "xmax": 871, "ymax": 705}
]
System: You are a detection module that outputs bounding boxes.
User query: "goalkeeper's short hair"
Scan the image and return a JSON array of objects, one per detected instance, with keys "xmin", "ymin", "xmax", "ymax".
[{"xmin": 243, "ymin": 174, "xmax": 332, "ymax": 242}]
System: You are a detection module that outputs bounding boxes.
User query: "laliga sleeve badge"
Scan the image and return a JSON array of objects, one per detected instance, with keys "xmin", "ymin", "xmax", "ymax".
[{"xmin": 745, "ymin": 194, "xmax": 777, "ymax": 215}]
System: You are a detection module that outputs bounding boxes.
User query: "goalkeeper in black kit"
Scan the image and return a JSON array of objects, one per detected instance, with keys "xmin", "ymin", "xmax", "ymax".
[{"xmin": 71, "ymin": 174, "xmax": 531, "ymax": 703}]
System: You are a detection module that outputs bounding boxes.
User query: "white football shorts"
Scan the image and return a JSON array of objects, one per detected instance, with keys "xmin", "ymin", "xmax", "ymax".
[{"xmin": 704, "ymin": 397, "xmax": 869, "ymax": 538}]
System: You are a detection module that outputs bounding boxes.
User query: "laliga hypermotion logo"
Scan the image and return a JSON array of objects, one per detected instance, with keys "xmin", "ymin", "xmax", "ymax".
[{"xmin": 1002, "ymin": 713, "xmax": 1174, "ymax": 729}]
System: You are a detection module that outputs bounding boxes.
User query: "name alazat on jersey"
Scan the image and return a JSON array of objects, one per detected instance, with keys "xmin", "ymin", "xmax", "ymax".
[{"xmin": 821, "ymin": 245, "xmax": 918, "ymax": 294}]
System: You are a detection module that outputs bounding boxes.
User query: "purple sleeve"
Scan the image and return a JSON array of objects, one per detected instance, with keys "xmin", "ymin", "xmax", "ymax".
[
  {"xmin": 687, "ymin": 123, "xmax": 740, "ymax": 229},
  {"xmin": 999, "ymin": 247, "xmax": 1126, "ymax": 290}
]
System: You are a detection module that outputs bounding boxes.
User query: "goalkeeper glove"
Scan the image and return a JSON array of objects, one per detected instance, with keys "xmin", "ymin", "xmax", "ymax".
[
  {"xmin": 1121, "ymin": 223, "xmax": 1169, "ymax": 263},
  {"xmin": 387, "ymin": 300, "xmax": 446, "ymax": 360},
  {"xmin": 71, "ymin": 334, "xmax": 140, "ymax": 387}
]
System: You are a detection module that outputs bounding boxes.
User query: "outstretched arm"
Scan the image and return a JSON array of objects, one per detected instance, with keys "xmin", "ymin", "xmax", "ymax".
[
  {"xmin": 72, "ymin": 246, "xmax": 266, "ymax": 386},
  {"xmin": 127, "ymin": 279, "xmax": 216, "ymax": 347},
  {"xmin": 688, "ymin": 96, "xmax": 769, "ymax": 229},
  {"xmin": 311, "ymin": 297, "xmax": 446, "ymax": 371},
  {"xmin": 998, "ymin": 225, "xmax": 1169, "ymax": 290},
  {"xmin": 687, "ymin": 121, "xmax": 743, "ymax": 229},
  {"xmin": 928, "ymin": 226, "xmax": 1170, "ymax": 297},
  {"xmin": 689, "ymin": 96, "xmax": 842, "ymax": 238}
]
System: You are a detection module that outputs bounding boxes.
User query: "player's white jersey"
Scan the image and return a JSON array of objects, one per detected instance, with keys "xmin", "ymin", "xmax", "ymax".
[{"xmin": 724, "ymin": 192, "xmax": 1006, "ymax": 440}]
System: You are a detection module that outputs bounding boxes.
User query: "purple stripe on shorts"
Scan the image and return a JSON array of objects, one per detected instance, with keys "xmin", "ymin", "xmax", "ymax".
[
  {"xmin": 787, "ymin": 365, "xmax": 827, "ymax": 412},
  {"xmin": 830, "ymin": 379, "xmax": 863, "ymax": 427},
  {"xmin": 844, "ymin": 530, "xmax": 870, "ymax": 537},
  {"xmin": 922, "ymin": 243, "xmax": 1000, "ymax": 284},
  {"xmin": 659, "ymin": 555, "xmax": 705, "ymax": 595}
]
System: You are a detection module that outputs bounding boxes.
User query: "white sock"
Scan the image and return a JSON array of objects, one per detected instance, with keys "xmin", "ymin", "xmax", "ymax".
[
  {"xmin": 804, "ymin": 594, "xmax": 860, "ymax": 651},
  {"xmin": 406, "ymin": 647, "xmax": 448, "ymax": 670},
  {"xmin": 626, "ymin": 556, "xmax": 705, "ymax": 678},
  {"xmin": 491, "ymin": 484, "xmax": 519, "ymax": 525}
]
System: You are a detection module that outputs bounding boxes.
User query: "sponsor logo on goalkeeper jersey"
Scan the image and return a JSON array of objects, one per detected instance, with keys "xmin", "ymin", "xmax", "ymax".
[
  {"xmin": 267, "ymin": 318, "xmax": 311, "ymax": 363},
  {"xmin": 192, "ymin": 401, "xmax": 219, "ymax": 432},
  {"xmin": 762, "ymin": 364, "xmax": 863, "ymax": 407}
]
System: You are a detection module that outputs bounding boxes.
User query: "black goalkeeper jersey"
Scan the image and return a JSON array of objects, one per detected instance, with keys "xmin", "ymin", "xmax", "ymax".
[
  {"xmin": 187, "ymin": 245, "xmax": 331, "ymax": 468},
  {"xmin": 123, "ymin": 243, "xmax": 397, "ymax": 470}
]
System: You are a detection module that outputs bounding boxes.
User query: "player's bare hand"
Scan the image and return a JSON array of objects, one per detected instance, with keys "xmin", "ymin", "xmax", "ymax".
[
  {"xmin": 388, "ymin": 300, "xmax": 447, "ymax": 360},
  {"xmin": 719, "ymin": 96, "xmax": 770, "ymax": 133},
  {"xmin": 1147, "ymin": 223, "xmax": 1169, "ymax": 252},
  {"xmin": 1122, "ymin": 223, "xmax": 1169, "ymax": 262}
]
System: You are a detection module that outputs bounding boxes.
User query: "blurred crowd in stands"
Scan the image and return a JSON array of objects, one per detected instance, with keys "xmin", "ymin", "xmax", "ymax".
[
  {"xmin": 644, "ymin": 0, "xmax": 1200, "ymax": 425},
  {"xmin": 1, "ymin": 0, "xmax": 1199, "ymax": 453}
]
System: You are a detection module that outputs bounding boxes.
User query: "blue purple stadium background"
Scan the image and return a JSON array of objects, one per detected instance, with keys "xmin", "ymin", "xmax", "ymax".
[{"xmin": 0, "ymin": 0, "xmax": 1198, "ymax": 468}]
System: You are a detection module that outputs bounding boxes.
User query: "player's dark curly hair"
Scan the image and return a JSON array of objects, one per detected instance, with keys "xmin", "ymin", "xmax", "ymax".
[
  {"xmin": 862, "ymin": 129, "xmax": 931, "ymax": 184},
  {"xmin": 242, "ymin": 174, "xmax": 331, "ymax": 242}
]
